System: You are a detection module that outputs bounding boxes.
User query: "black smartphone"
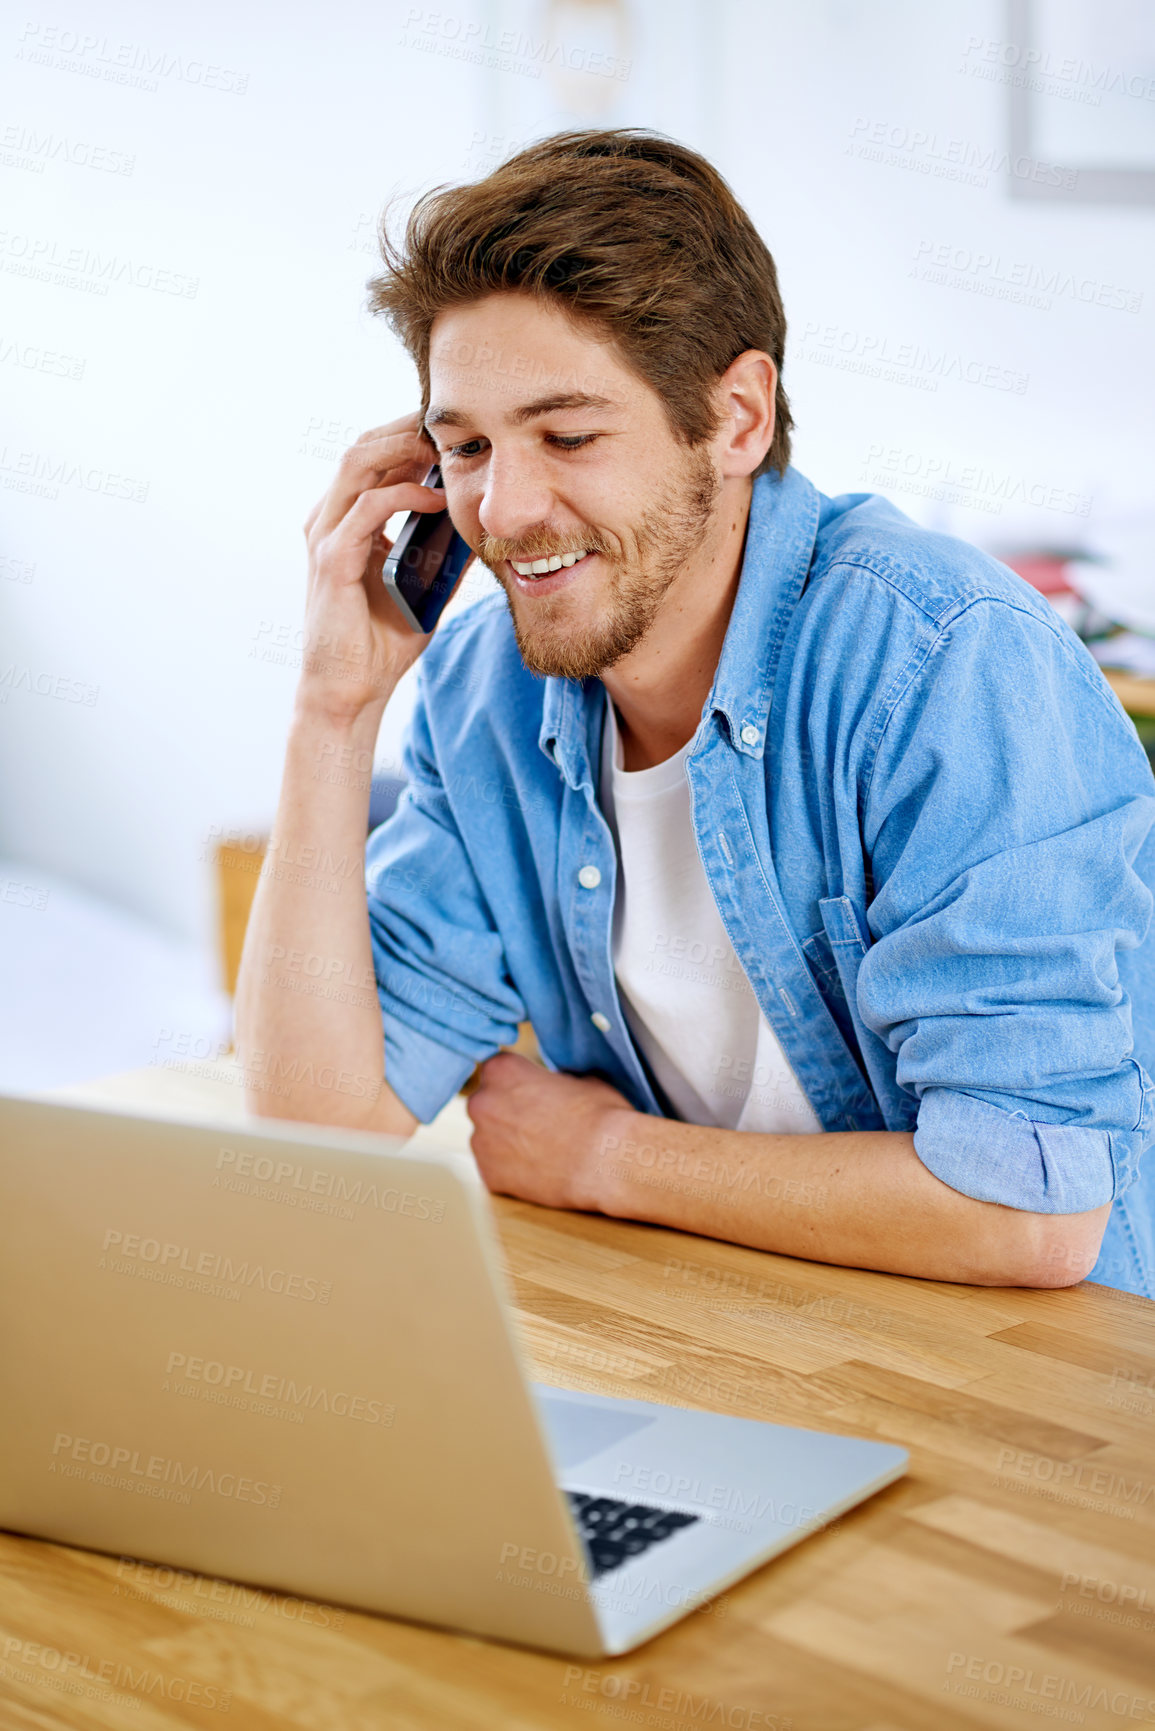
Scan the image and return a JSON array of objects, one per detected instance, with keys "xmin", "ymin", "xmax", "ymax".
[{"xmin": 382, "ymin": 463, "xmax": 473, "ymax": 634}]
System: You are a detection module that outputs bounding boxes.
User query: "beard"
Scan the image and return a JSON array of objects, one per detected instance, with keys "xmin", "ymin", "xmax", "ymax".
[{"xmin": 477, "ymin": 443, "xmax": 721, "ymax": 681}]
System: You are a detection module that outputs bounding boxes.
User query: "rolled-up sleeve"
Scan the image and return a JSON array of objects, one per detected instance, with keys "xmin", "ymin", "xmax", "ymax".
[
  {"xmin": 365, "ymin": 673, "xmax": 526, "ymax": 1124},
  {"xmin": 857, "ymin": 595, "xmax": 1155, "ymax": 1213}
]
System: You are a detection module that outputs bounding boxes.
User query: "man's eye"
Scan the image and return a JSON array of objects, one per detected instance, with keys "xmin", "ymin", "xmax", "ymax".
[{"xmin": 446, "ymin": 433, "xmax": 599, "ymax": 458}]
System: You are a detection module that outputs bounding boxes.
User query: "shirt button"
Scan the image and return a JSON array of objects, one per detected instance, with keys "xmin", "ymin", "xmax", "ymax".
[
  {"xmin": 590, "ymin": 1011, "xmax": 611, "ymax": 1033},
  {"xmin": 578, "ymin": 864, "xmax": 602, "ymax": 889},
  {"xmin": 740, "ymin": 723, "xmax": 759, "ymax": 747}
]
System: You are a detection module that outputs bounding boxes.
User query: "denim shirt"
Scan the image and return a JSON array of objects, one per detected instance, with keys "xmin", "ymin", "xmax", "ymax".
[{"xmin": 365, "ymin": 466, "xmax": 1155, "ymax": 1298}]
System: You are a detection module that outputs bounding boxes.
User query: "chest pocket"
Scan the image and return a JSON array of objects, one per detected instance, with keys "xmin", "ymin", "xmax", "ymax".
[
  {"xmin": 797, "ymin": 897, "xmax": 873, "ymax": 1089},
  {"xmin": 816, "ymin": 895, "xmax": 870, "ymax": 1001},
  {"xmin": 803, "ymin": 895, "xmax": 870, "ymax": 999}
]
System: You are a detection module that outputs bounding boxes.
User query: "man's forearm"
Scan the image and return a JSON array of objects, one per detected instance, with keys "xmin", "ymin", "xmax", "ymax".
[
  {"xmin": 233, "ymin": 696, "xmax": 417, "ymax": 1136},
  {"xmin": 590, "ymin": 1112, "xmax": 1107, "ymax": 1287}
]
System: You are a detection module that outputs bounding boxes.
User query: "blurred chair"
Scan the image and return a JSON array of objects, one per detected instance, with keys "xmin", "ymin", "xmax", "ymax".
[{"xmin": 216, "ymin": 774, "xmax": 406, "ymax": 995}]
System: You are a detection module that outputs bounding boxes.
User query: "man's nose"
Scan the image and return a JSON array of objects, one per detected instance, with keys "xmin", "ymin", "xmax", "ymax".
[{"xmin": 478, "ymin": 452, "xmax": 557, "ymax": 548}]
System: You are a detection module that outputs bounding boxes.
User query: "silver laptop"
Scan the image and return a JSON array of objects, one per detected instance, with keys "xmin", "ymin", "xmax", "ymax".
[{"xmin": 0, "ymin": 1092, "xmax": 907, "ymax": 1657}]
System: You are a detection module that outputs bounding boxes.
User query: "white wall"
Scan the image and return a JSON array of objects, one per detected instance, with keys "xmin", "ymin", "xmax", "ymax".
[
  {"xmin": 713, "ymin": 0, "xmax": 1154, "ymax": 603},
  {"xmin": 2, "ymin": 0, "xmax": 1152, "ymax": 970}
]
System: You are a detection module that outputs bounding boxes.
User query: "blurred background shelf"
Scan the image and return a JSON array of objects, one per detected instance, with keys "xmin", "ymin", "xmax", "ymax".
[{"xmin": 1103, "ymin": 668, "xmax": 1155, "ymax": 718}]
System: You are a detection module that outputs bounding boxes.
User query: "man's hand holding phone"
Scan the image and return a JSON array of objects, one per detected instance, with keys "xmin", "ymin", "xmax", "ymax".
[
  {"xmin": 298, "ymin": 410, "xmax": 464, "ymax": 723},
  {"xmin": 235, "ymin": 408, "xmax": 465, "ymax": 1139}
]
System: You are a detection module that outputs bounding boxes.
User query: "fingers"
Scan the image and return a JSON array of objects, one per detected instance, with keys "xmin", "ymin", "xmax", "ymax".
[
  {"xmin": 311, "ymin": 421, "xmax": 436, "ymax": 542},
  {"xmin": 303, "ymin": 493, "xmax": 326, "ymax": 539},
  {"xmin": 352, "ymin": 408, "xmax": 426, "ymax": 446},
  {"xmin": 311, "ymin": 481, "xmax": 446, "ymax": 589}
]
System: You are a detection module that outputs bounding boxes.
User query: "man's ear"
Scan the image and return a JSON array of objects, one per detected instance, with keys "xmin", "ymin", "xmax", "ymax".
[{"xmin": 714, "ymin": 349, "xmax": 776, "ymax": 479}]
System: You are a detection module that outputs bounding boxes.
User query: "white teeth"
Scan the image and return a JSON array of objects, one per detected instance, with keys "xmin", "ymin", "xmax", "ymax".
[{"xmin": 511, "ymin": 550, "xmax": 590, "ymax": 577}]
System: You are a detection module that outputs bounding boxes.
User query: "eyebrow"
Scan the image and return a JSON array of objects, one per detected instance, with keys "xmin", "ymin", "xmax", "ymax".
[{"xmin": 424, "ymin": 391, "xmax": 617, "ymax": 433}]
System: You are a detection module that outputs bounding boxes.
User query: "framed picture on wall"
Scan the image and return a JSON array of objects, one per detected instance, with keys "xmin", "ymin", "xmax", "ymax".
[{"xmin": 1007, "ymin": 0, "xmax": 1155, "ymax": 203}]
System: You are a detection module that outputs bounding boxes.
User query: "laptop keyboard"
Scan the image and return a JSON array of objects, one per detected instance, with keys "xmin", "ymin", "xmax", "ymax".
[{"xmin": 564, "ymin": 1491, "xmax": 699, "ymax": 1580}]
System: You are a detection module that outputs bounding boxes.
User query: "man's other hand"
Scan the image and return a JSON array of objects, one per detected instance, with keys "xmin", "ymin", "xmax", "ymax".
[{"xmin": 466, "ymin": 1051, "xmax": 634, "ymax": 1211}]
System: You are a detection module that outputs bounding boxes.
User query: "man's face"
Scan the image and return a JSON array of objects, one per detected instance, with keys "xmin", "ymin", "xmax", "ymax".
[{"xmin": 424, "ymin": 293, "xmax": 721, "ymax": 680}]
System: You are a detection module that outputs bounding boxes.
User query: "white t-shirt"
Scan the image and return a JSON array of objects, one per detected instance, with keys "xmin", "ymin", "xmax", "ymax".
[{"xmin": 599, "ymin": 699, "xmax": 822, "ymax": 1135}]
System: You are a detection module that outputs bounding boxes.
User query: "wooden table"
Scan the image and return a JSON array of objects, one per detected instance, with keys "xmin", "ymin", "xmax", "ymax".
[{"xmin": 2, "ymin": 1063, "xmax": 1153, "ymax": 1730}]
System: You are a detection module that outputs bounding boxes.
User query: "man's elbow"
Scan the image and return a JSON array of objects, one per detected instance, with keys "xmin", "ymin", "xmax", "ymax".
[
  {"xmin": 241, "ymin": 1076, "xmax": 419, "ymax": 1141},
  {"xmin": 1006, "ymin": 1204, "xmax": 1111, "ymax": 1289}
]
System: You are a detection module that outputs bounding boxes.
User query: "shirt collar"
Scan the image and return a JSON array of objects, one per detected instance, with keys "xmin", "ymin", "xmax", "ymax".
[
  {"xmin": 539, "ymin": 670, "xmax": 600, "ymax": 791},
  {"xmin": 706, "ymin": 464, "xmax": 821, "ymax": 760},
  {"xmin": 538, "ymin": 465, "xmax": 821, "ymax": 786}
]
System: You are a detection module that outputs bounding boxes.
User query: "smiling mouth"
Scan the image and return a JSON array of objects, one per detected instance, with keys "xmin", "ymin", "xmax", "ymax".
[{"xmin": 509, "ymin": 549, "xmax": 594, "ymax": 579}]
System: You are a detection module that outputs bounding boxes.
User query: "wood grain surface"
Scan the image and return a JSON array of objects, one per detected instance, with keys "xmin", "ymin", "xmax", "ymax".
[{"xmin": 2, "ymin": 1063, "xmax": 1153, "ymax": 1730}]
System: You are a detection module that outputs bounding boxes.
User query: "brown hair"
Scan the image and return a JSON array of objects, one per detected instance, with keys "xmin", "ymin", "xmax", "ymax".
[{"xmin": 367, "ymin": 128, "xmax": 792, "ymax": 477}]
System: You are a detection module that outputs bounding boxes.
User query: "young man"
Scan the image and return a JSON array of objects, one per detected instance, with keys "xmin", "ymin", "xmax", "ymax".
[{"xmin": 235, "ymin": 130, "xmax": 1155, "ymax": 1296}]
